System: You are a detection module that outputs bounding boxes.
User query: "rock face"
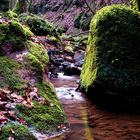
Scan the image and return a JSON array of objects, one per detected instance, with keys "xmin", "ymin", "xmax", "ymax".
[{"xmin": 80, "ymin": 5, "xmax": 140, "ymax": 101}]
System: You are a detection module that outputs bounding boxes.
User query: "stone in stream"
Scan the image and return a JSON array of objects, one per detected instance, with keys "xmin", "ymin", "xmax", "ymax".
[
  {"xmin": 64, "ymin": 64, "xmax": 81, "ymax": 76},
  {"xmin": 73, "ymin": 50, "xmax": 85, "ymax": 67},
  {"xmin": 80, "ymin": 5, "xmax": 140, "ymax": 110}
]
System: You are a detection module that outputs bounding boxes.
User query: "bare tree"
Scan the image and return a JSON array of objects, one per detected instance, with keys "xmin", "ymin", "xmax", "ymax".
[{"xmin": 83, "ymin": 0, "xmax": 95, "ymax": 15}]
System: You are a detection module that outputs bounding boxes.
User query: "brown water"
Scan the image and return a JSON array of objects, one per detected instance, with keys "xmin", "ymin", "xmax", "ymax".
[{"xmin": 50, "ymin": 73, "xmax": 140, "ymax": 140}]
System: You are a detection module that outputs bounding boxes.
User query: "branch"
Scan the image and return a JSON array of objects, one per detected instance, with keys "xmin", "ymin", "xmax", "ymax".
[{"xmin": 83, "ymin": 0, "xmax": 95, "ymax": 15}]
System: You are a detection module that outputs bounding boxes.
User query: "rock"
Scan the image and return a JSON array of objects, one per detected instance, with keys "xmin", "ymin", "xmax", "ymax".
[
  {"xmin": 73, "ymin": 50, "xmax": 85, "ymax": 67},
  {"xmin": 80, "ymin": 5, "xmax": 140, "ymax": 100},
  {"xmin": 64, "ymin": 64, "xmax": 81, "ymax": 76},
  {"xmin": 61, "ymin": 61, "xmax": 71, "ymax": 69}
]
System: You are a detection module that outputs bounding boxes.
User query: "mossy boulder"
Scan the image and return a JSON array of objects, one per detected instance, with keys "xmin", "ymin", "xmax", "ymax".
[
  {"xmin": 25, "ymin": 41, "xmax": 49, "ymax": 81},
  {"xmin": 130, "ymin": 0, "xmax": 140, "ymax": 11},
  {"xmin": 0, "ymin": 19, "xmax": 33, "ymax": 55},
  {"xmin": 80, "ymin": 5, "xmax": 140, "ymax": 96},
  {"xmin": 19, "ymin": 13, "xmax": 59, "ymax": 37}
]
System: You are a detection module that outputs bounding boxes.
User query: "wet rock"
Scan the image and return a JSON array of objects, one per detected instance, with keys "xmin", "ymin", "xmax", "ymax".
[
  {"xmin": 61, "ymin": 61, "xmax": 71, "ymax": 69},
  {"xmin": 64, "ymin": 65, "xmax": 81, "ymax": 76},
  {"xmin": 56, "ymin": 58, "xmax": 64, "ymax": 63},
  {"xmin": 74, "ymin": 50, "xmax": 85, "ymax": 67},
  {"xmin": 58, "ymin": 65, "xmax": 64, "ymax": 71},
  {"xmin": 52, "ymin": 59, "xmax": 62, "ymax": 67},
  {"xmin": 48, "ymin": 49, "xmax": 57, "ymax": 57}
]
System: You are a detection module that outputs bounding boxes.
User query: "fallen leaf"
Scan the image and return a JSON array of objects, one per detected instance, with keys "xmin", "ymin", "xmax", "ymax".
[
  {"xmin": 8, "ymin": 135, "xmax": 14, "ymax": 140},
  {"xmin": 39, "ymin": 97, "xmax": 47, "ymax": 105},
  {"xmin": 17, "ymin": 118, "xmax": 27, "ymax": 125},
  {"xmin": 8, "ymin": 111, "xmax": 16, "ymax": 120},
  {"xmin": 29, "ymin": 91, "xmax": 39, "ymax": 100},
  {"xmin": 22, "ymin": 100, "xmax": 33, "ymax": 108}
]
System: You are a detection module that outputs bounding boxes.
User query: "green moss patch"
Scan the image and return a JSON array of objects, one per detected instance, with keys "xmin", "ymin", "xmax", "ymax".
[
  {"xmin": 130, "ymin": 0, "xmax": 140, "ymax": 11},
  {"xmin": 27, "ymin": 41, "xmax": 49, "ymax": 66},
  {"xmin": 0, "ymin": 56, "xmax": 23, "ymax": 90},
  {"xmin": 19, "ymin": 13, "xmax": 59, "ymax": 37},
  {"xmin": 0, "ymin": 122, "xmax": 37, "ymax": 140},
  {"xmin": 25, "ymin": 41, "xmax": 49, "ymax": 78},
  {"xmin": 80, "ymin": 5, "xmax": 140, "ymax": 93},
  {"xmin": 3, "ymin": 10, "xmax": 18, "ymax": 21},
  {"xmin": 0, "ymin": 20, "xmax": 33, "ymax": 55}
]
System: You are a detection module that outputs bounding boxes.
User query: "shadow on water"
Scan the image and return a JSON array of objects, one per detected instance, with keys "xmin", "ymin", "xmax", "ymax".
[
  {"xmin": 50, "ymin": 73, "xmax": 140, "ymax": 140},
  {"xmin": 84, "ymin": 84, "xmax": 140, "ymax": 114}
]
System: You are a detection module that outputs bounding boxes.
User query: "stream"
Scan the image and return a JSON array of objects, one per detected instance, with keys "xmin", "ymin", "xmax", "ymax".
[{"xmin": 49, "ymin": 73, "xmax": 140, "ymax": 140}]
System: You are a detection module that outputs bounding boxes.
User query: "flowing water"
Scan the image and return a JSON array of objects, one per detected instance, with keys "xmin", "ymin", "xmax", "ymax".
[{"xmin": 50, "ymin": 73, "xmax": 140, "ymax": 140}]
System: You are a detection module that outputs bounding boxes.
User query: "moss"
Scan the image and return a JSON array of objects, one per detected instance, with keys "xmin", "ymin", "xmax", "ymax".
[
  {"xmin": 19, "ymin": 13, "xmax": 59, "ymax": 38},
  {"xmin": 15, "ymin": 81, "xmax": 67, "ymax": 133},
  {"xmin": 25, "ymin": 41, "xmax": 49, "ymax": 78},
  {"xmin": 130, "ymin": 0, "xmax": 140, "ymax": 11},
  {"xmin": 65, "ymin": 45, "xmax": 74, "ymax": 52},
  {"xmin": 4, "ymin": 10, "xmax": 19, "ymax": 21},
  {"xmin": 0, "ymin": 20, "xmax": 33, "ymax": 55},
  {"xmin": 0, "ymin": 122, "xmax": 37, "ymax": 140},
  {"xmin": 0, "ymin": 56, "xmax": 24, "ymax": 90},
  {"xmin": 25, "ymin": 53, "xmax": 44, "ymax": 76},
  {"xmin": 80, "ymin": 5, "xmax": 140, "ymax": 92},
  {"xmin": 27, "ymin": 41, "xmax": 49, "ymax": 66}
]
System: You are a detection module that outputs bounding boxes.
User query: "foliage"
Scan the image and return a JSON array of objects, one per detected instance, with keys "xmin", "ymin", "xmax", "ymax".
[
  {"xmin": 80, "ymin": 5, "xmax": 140, "ymax": 92},
  {"xmin": 0, "ymin": 56, "xmax": 23, "ymax": 90},
  {"xmin": 0, "ymin": 122, "xmax": 37, "ymax": 140}
]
